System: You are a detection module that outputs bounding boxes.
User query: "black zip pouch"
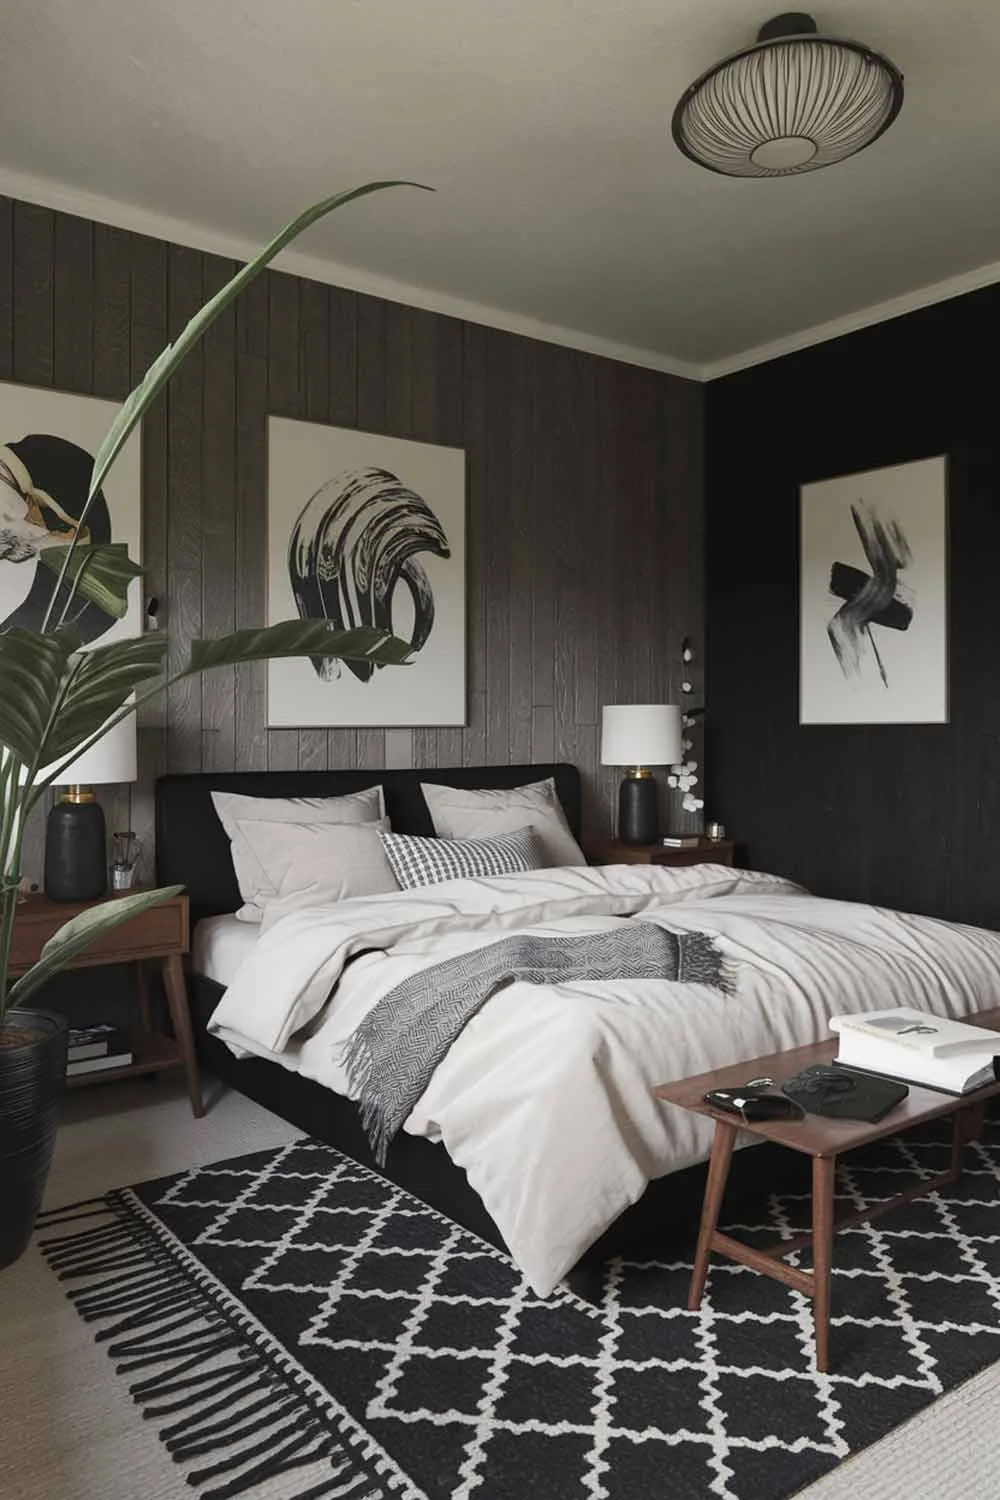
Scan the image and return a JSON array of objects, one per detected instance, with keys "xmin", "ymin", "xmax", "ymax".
[
  {"xmin": 704, "ymin": 1086, "xmax": 806, "ymax": 1123},
  {"xmin": 782, "ymin": 1064, "xmax": 908, "ymax": 1121}
]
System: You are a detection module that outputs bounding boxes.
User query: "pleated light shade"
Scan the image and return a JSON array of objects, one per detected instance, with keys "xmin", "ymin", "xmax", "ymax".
[{"xmin": 672, "ymin": 13, "xmax": 903, "ymax": 178}]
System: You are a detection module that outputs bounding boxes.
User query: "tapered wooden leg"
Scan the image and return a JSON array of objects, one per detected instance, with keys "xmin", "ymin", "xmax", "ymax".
[
  {"xmin": 811, "ymin": 1155, "xmax": 836, "ymax": 1373},
  {"xmin": 162, "ymin": 954, "xmax": 204, "ymax": 1118},
  {"xmin": 950, "ymin": 1111, "xmax": 967, "ymax": 1177},
  {"xmin": 688, "ymin": 1120, "xmax": 738, "ymax": 1310},
  {"xmin": 136, "ymin": 960, "xmax": 153, "ymax": 1033},
  {"xmin": 950, "ymin": 1104, "xmax": 984, "ymax": 1177}
]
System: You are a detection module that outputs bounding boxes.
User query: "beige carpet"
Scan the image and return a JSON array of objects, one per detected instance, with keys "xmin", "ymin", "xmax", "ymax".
[
  {"xmin": 0, "ymin": 1075, "xmax": 303, "ymax": 1500},
  {"xmin": 2, "ymin": 1074, "xmax": 999, "ymax": 1500}
]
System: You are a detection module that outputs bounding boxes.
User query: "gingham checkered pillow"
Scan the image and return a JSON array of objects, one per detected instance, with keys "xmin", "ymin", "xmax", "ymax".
[{"xmin": 379, "ymin": 827, "xmax": 544, "ymax": 890}]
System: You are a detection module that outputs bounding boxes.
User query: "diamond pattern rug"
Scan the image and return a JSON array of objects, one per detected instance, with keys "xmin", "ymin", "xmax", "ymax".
[{"xmin": 38, "ymin": 1113, "xmax": 1000, "ymax": 1500}]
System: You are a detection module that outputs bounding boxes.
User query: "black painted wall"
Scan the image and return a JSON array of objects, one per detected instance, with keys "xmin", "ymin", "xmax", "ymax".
[{"xmin": 706, "ymin": 285, "xmax": 1000, "ymax": 926}]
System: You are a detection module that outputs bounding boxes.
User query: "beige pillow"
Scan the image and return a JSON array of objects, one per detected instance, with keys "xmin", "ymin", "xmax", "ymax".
[
  {"xmin": 241, "ymin": 818, "xmax": 397, "ymax": 930},
  {"xmin": 212, "ymin": 785, "xmax": 385, "ymax": 921},
  {"xmin": 420, "ymin": 778, "xmax": 585, "ymax": 867}
]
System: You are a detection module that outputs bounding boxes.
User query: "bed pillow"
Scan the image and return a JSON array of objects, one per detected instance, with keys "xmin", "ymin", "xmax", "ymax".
[
  {"xmin": 419, "ymin": 778, "xmax": 585, "ymax": 867},
  {"xmin": 241, "ymin": 818, "xmax": 398, "ymax": 930},
  {"xmin": 378, "ymin": 827, "xmax": 544, "ymax": 890},
  {"xmin": 211, "ymin": 785, "xmax": 385, "ymax": 921}
]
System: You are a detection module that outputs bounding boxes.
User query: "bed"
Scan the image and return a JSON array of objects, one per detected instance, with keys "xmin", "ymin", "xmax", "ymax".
[
  {"xmin": 157, "ymin": 763, "xmax": 1000, "ymax": 1295},
  {"xmin": 158, "ymin": 764, "xmax": 606, "ymax": 1251}
]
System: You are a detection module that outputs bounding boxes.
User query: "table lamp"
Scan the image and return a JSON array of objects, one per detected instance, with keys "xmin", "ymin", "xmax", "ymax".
[
  {"xmin": 601, "ymin": 704, "xmax": 682, "ymax": 845},
  {"xmin": 43, "ymin": 712, "xmax": 137, "ymax": 901}
]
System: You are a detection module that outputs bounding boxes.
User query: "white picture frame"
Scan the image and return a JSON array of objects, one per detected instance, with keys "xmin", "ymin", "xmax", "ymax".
[
  {"xmin": 799, "ymin": 456, "xmax": 948, "ymax": 725},
  {"xmin": 0, "ymin": 381, "xmax": 142, "ymax": 645},
  {"xmin": 267, "ymin": 417, "xmax": 466, "ymax": 728}
]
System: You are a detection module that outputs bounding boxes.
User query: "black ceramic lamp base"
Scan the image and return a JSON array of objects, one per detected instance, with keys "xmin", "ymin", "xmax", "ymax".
[
  {"xmin": 618, "ymin": 775, "xmax": 659, "ymax": 845},
  {"xmin": 44, "ymin": 798, "xmax": 108, "ymax": 902}
]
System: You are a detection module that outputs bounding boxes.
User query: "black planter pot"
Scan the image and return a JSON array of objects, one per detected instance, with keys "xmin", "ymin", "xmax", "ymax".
[{"xmin": 0, "ymin": 1009, "xmax": 67, "ymax": 1269}]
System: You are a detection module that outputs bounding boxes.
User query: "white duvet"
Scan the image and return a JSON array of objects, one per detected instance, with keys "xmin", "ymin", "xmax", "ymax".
[{"xmin": 208, "ymin": 864, "xmax": 1000, "ymax": 1294}]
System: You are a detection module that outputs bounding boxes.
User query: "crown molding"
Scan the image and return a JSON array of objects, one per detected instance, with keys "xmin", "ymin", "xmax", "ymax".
[
  {"xmin": 0, "ymin": 167, "xmax": 702, "ymax": 382},
  {"xmin": 6, "ymin": 166, "xmax": 998, "ymax": 386},
  {"xmin": 701, "ymin": 257, "xmax": 1000, "ymax": 380}
]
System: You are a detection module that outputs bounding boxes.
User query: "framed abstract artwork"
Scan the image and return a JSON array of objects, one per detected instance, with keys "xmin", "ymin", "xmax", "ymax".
[
  {"xmin": 266, "ymin": 418, "xmax": 466, "ymax": 728},
  {"xmin": 799, "ymin": 456, "xmax": 948, "ymax": 725},
  {"xmin": 0, "ymin": 382, "xmax": 142, "ymax": 644}
]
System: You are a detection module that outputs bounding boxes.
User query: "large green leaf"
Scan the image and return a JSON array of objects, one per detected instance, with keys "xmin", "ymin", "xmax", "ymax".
[
  {"xmin": 0, "ymin": 627, "xmax": 78, "ymax": 766},
  {"xmin": 38, "ymin": 543, "xmax": 145, "ymax": 620},
  {"xmin": 86, "ymin": 183, "xmax": 430, "ymax": 511},
  {"xmin": 6, "ymin": 887, "xmax": 183, "ymax": 1009},
  {"xmin": 40, "ymin": 636, "xmax": 168, "ymax": 769},
  {"xmin": 188, "ymin": 622, "xmax": 413, "ymax": 675}
]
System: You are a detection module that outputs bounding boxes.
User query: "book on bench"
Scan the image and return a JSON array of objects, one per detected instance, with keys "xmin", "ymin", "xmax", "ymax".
[{"xmin": 830, "ymin": 1008, "xmax": 1000, "ymax": 1094}]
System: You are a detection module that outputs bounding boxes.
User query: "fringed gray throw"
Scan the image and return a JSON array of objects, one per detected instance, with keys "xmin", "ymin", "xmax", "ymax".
[{"xmin": 343, "ymin": 922, "xmax": 729, "ymax": 1164}]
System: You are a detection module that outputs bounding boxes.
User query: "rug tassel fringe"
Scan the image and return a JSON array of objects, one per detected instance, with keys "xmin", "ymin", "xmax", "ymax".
[
  {"xmin": 116, "ymin": 1331, "xmax": 238, "ymax": 1374},
  {"xmin": 134, "ymin": 1355, "xmax": 256, "ymax": 1406},
  {"xmin": 74, "ymin": 1264, "xmax": 175, "ymax": 1304},
  {"xmin": 95, "ymin": 1289, "xmax": 198, "ymax": 1338},
  {"xmin": 189, "ymin": 1412, "xmax": 322, "ymax": 1483},
  {"xmin": 167, "ymin": 1392, "xmax": 297, "ymax": 1458},
  {"xmin": 35, "ymin": 1196, "xmax": 113, "ymax": 1228},
  {"xmin": 293, "ymin": 1464, "xmax": 382, "ymax": 1500},
  {"xmin": 155, "ymin": 1372, "xmax": 270, "ymax": 1431},
  {"xmin": 54, "ymin": 1246, "xmax": 150, "ymax": 1279},
  {"xmin": 41, "ymin": 1221, "xmax": 133, "ymax": 1256},
  {"xmin": 109, "ymin": 1312, "xmax": 222, "ymax": 1359},
  {"xmin": 81, "ymin": 1284, "xmax": 192, "ymax": 1325},
  {"xmin": 37, "ymin": 1199, "xmax": 388, "ymax": 1500},
  {"xmin": 197, "ymin": 1429, "xmax": 332, "ymax": 1500}
]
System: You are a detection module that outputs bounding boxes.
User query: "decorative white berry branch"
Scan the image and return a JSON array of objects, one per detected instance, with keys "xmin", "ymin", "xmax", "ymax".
[{"xmin": 670, "ymin": 637, "xmax": 704, "ymax": 815}]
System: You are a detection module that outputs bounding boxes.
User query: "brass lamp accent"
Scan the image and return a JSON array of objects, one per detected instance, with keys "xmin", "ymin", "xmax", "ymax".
[{"xmin": 58, "ymin": 785, "xmax": 98, "ymax": 805}]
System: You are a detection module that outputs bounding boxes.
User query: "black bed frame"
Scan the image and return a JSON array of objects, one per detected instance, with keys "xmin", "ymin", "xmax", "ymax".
[{"xmin": 156, "ymin": 762, "xmax": 805, "ymax": 1265}]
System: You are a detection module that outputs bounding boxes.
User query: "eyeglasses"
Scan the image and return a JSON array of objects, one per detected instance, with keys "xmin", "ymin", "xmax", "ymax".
[{"xmin": 790, "ymin": 1068, "xmax": 854, "ymax": 1100}]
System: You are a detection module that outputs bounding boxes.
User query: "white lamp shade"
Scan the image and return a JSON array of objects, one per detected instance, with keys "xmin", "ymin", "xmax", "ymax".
[
  {"xmin": 601, "ymin": 704, "xmax": 682, "ymax": 768},
  {"xmin": 49, "ymin": 712, "xmax": 138, "ymax": 786}
]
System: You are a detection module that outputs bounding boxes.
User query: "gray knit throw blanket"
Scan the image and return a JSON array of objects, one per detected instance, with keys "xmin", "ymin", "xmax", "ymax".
[{"xmin": 342, "ymin": 922, "xmax": 729, "ymax": 1165}]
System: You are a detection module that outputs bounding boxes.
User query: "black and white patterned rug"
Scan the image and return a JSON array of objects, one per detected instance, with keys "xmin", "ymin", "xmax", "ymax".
[{"xmin": 38, "ymin": 1114, "xmax": 1000, "ymax": 1500}]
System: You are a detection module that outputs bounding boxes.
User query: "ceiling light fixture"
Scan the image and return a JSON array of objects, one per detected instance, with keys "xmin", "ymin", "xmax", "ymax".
[{"xmin": 671, "ymin": 12, "xmax": 904, "ymax": 178}]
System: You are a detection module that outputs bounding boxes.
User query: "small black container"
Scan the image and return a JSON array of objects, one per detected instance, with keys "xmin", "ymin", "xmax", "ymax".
[{"xmin": 0, "ymin": 1009, "xmax": 68, "ymax": 1269}]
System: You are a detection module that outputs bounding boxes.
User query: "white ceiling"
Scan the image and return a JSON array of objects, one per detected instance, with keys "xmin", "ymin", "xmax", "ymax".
[{"xmin": 4, "ymin": 0, "xmax": 1000, "ymax": 378}]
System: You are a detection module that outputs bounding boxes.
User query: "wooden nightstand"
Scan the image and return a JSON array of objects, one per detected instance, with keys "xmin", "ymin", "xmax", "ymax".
[
  {"xmin": 588, "ymin": 838, "xmax": 736, "ymax": 868},
  {"xmin": 10, "ymin": 890, "xmax": 203, "ymax": 1118}
]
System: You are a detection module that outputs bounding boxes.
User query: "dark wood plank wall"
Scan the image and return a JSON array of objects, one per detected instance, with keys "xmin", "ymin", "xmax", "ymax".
[{"xmin": 0, "ymin": 195, "xmax": 704, "ymax": 881}]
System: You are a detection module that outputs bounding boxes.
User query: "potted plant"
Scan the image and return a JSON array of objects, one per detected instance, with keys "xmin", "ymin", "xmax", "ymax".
[{"xmin": 0, "ymin": 182, "xmax": 420, "ymax": 1267}]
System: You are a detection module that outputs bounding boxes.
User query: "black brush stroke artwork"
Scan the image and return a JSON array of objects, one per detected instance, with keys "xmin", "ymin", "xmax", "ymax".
[
  {"xmin": 827, "ymin": 500, "xmax": 913, "ymax": 687},
  {"xmin": 288, "ymin": 465, "xmax": 450, "ymax": 682}
]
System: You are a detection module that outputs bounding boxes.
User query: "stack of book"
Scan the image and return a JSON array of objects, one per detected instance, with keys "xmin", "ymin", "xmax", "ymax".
[
  {"xmin": 66, "ymin": 1024, "xmax": 133, "ymax": 1077},
  {"xmin": 830, "ymin": 1008, "xmax": 1000, "ymax": 1094}
]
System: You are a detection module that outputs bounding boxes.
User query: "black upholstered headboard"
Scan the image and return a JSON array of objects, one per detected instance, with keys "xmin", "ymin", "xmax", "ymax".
[{"xmin": 155, "ymin": 763, "xmax": 582, "ymax": 925}]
